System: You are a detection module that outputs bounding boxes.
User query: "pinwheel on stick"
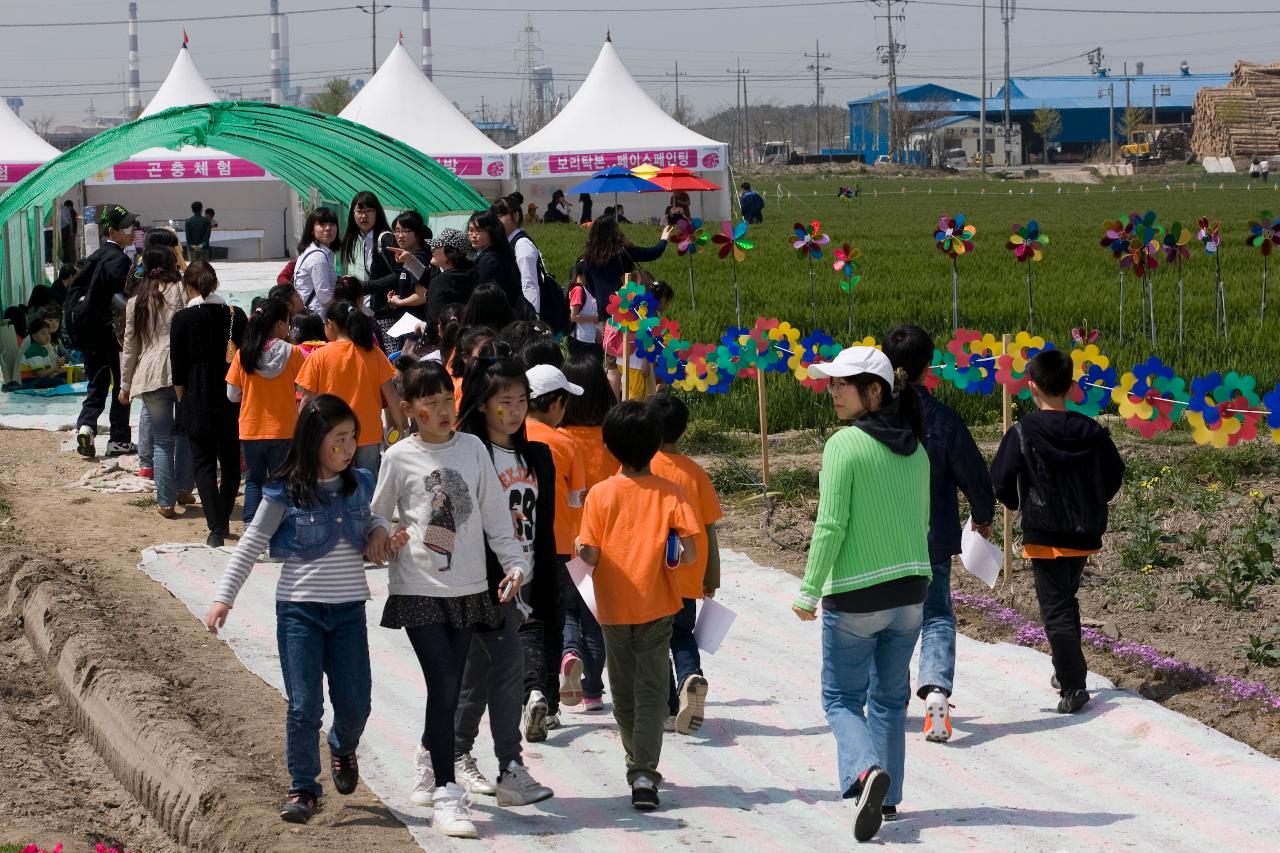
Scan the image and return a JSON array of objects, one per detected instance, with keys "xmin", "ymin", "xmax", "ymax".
[
  {"xmin": 792, "ymin": 220, "xmax": 830, "ymax": 328},
  {"xmin": 935, "ymin": 213, "xmax": 976, "ymax": 331},
  {"xmin": 1163, "ymin": 221, "xmax": 1192, "ymax": 352},
  {"xmin": 1198, "ymin": 217, "xmax": 1226, "ymax": 338},
  {"xmin": 1006, "ymin": 220, "xmax": 1048, "ymax": 331},
  {"xmin": 832, "ymin": 243, "xmax": 863, "ymax": 337},
  {"xmin": 1100, "ymin": 217, "xmax": 1135, "ymax": 342},
  {"xmin": 673, "ymin": 217, "xmax": 708, "ymax": 309},
  {"xmin": 1121, "ymin": 211, "xmax": 1163, "ymax": 346},
  {"xmin": 712, "ymin": 220, "xmax": 755, "ymax": 326},
  {"xmin": 1246, "ymin": 211, "xmax": 1280, "ymax": 327}
]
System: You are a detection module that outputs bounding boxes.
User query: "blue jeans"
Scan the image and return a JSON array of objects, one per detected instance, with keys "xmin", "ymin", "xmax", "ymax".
[
  {"xmin": 353, "ymin": 443, "xmax": 381, "ymax": 482},
  {"xmin": 916, "ymin": 559, "xmax": 955, "ymax": 699},
  {"xmin": 242, "ymin": 439, "xmax": 291, "ymax": 525},
  {"xmin": 139, "ymin": 387, "xmax": 193, "ymax": 510},
  {"xmin": 277, "ymin": 601, "xmax": 372, "ymax": 798},
  {"xmin": 138, "ymin": 406, "xmax": 153, "ymax": 468},
  {"xmin": 561, "ymin": 561, "xmax": 606, "ymax": 698},
  {"xmin": 821, "ymin": 604, "xmax": 922, "ymax": 807},
  {"xmin": 667, "ymin": 597, "xmax": 701, "ymax": 715}
]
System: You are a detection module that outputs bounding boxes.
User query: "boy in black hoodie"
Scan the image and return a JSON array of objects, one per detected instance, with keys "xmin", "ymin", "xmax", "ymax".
[{"xmin": 990, "ymin": 349, "xmax": 1124, "ymax": 714}]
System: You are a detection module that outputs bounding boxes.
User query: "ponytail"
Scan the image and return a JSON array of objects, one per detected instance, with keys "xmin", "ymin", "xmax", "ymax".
[
  {"xmin": 891, "ymin": 366, "xmax": 925, "ymax": 440},
  {"xmin": 327, "ymin": 300, "xmax": 376, "ymax": 350},
  {"xmin": 239, "ymin": 297, "xmax": 291, "ymax": 374}
]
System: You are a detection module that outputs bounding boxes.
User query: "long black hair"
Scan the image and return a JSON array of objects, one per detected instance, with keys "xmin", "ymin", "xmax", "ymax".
[
  {"xmin": 582, "ymin": 214, "xmax": 627, "ymax": 266},
  {"xmin": 561, "ymin": 354, "xmax": 617, "ymax": 427},
  {"xmin": 297, "ymin": 206, "xmax": 339, "ymax": 254},
  {"xmin": 400, "ymin": 358, "xmax": 455, "ymax": 402},
  {"xmin": 341, "ymin": 191, "xmax": 391, "ymax": 260},
  {"xmin": 239, "ymin": 297, "xmax": 291, "ymax": 374},
  {"xmin": 450, "ymin": 325, "xmax": 498, "ymax": 379},
  {"xmin": 467, "ymin": 209, "xmax": 514, "ymax": 261},
  {"xmin": 326, "ymin": 299, "xmax": 376, "ymax": 350},
  {"xmin": 291, "ymin": 310, "xmax": 325, "ymax": 344},
  {"xmin": 458, "ymin": 356, "xmax": 532, "ymax": 460},
  {"xmin": 275, "ymin": 394, "xmax": 359, "ymax": 508},
  {"xmin": 848, "ymin": 370, "xmax": 925, "ymax": 440},
  {"xmin": 434, "ymin": 302, "xmax": 464, "ymax": 351},
  {"xmin": 461, "ymin": 281, "xmax": 514, "ymax": 331},
  {"xmin": 393, "ymin": 209, "xmax": 431, "ymax": 247},
  {"xmin": 131, "ymin": 246, "xmax": 181, "ymax": 344}
]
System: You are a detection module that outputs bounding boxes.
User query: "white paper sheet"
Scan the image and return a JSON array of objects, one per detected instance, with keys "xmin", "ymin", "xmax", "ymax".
[
  {"xmin": 960, "ymin": 516, "xmax": 1003, "ymax": 589},
  {"xmin": 565, "ymin": 556, "xmax": 599, "ymax": 619},
  {"xmin": 693, "ymin": 597, "xmax": 737, "ymax": 655},
  {"xmin": 386, "ymin": 312, "xmax": 423, "ymax": 339}
]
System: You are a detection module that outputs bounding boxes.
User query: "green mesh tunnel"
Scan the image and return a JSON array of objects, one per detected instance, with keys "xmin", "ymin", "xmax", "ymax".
[{"xmin": 0, "ymin": 101, "xmax": 489, "ymax": 308}]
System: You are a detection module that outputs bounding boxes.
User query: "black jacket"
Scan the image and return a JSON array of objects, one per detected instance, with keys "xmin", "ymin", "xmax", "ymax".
[
  {"xmin": 990, "ymin": 409, "xmax": 1125, "ymax": 551},
  {"xmin": 481, "ymin": 441, "xmax": 558, "ymax": 621},
  {"xmin": 170, "ymin": 300, "xmax": 247, "ymax": 438},
  {"xmin": 583, "ymin": 241, "xmax": 669, "ymax": 307},
  {"xmin": 473, "ymin": 247, "xmax": 535, "ymax": 320},
  {"xmin": 360, "ymin": 232, "xmax": 401, "ymax": 315},
  {"xmin": 426, "ymin": 267, "xmax": 477, "ymax": 326},
  {"xmin": 918, "ymin": 387, "xmax": 997, "ymax": 563},
  {"xmin": 81, "ymin": 240, "xmax": 133, "ymax": 346}
]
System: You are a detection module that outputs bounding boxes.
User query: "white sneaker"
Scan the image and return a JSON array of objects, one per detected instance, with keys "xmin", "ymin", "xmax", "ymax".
[
  {"xmin": 454, "ymin": 752, "xmax": 496, "ymax": 796},
  {"xmin": 432, "ymin": 782, "xmax": 478, "ymax": 838},
  {"xmin": 545, "ymin": 714, "xmax": 562, "ymax": 731},
  {"xmin": 522, "ymin": 690, "xmax": 549, "ymax": 743},
  {"xmin": 675, "ymin": 674, "xmax": 708, "ymax": 734},
  {"xmin": 923, "ymin": 689, "xmax": 952, "ymax": 743},
  {"xmin": 495, "ymin": 760, "xmax": 554, "ymax": 806},
  {"xmin": 409, "ymin": 743, "xmax": 436, "ymax": 806},
  {"xmin": 663, "ymin": 715, "xmax": 677, "ymax": 732}
]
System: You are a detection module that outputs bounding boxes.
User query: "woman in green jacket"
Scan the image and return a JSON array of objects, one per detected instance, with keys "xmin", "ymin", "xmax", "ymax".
[{"xmin": 793, "ymin": 346, "xmax": 931, "ymax": 843}]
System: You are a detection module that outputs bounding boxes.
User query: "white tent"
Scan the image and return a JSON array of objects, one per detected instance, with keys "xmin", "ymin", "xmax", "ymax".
[
  {"xmin": 340, "ymin": 42, "xmax": 510, "ymax": 199},
  {"xmin": 85, "ymin": 45, "xmax": 291, "ymax": 260},
  {"xmin": 0, "ymin": 100, "xmax": 60, "ymax": 188},
  {"xmin": 510, "ymin": 37, "xmax": 731, "ymax": 222}
]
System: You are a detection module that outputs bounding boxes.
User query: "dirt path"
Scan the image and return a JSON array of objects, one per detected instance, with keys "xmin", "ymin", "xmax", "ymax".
[{"xmin": 0, "ymin": 429, "xmax": 420, "ymax": 852}]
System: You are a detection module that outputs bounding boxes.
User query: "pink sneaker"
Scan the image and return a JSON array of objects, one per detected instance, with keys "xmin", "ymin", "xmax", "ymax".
[
  {"xmin": 137, "ymin": 467, "xmax": 154, "ymax": 479},
  {"xmin": 559, "ymin": 652, "xmax": 583, "ymax": 706},
  {"xmin": 581, "ymin": 695, "xmax": 604, "ymax": 713}
]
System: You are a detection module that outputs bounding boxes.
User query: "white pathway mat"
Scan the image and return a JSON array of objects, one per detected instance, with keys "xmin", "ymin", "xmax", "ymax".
[{"xmin": 139, "ymin": 545, "xmax": 1280, "ymax": 851}]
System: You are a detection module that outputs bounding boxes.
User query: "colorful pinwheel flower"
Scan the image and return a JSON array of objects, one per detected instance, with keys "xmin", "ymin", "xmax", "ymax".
[
  {"xmin": 1100, "ymin": 217, "xmax": 1133, "ymax": 257},
  {"xmin": 935, "ymin": 213, "xmax": 976, "ymax": 257},
  {"xmin": 1006, "ymin": 220, "xmax": 1047, "ymax": 262},
  {"xmin": 1120, "ymin": 233, "xmax": 1160, "ymax": 277},
  {"xmin": 1246, "ymin": 212, "xmax": 1280, "ymax": 255},
  {"xmin": 674, "ymin": 217, "xmax": 708, "ymax": 256},
  {"xmin": 791, "ymin": 220, "xmax": 830, "ymax": 259},
  {"xmin": 833, "ymin": 244, "xmax": 862, "ymax": 292},
  {"xmin": 712, "ymin": 220, "xmax": 754, "ymax": 261},
  {"xmin": 1197, "ymin": 217, "xmax": 1220, "ymax": 255},
  {"xmin": 1162, "ymin": 221, "xmax": 1191, "ymax": 264}
]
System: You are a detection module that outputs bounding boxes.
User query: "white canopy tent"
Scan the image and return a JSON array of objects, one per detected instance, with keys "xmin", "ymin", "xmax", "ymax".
[
  {"xmin": 340, "ymin": 42, "xmax": 510, "ymax": 203},
  {"xmin": 0, "ymin": 101, "xmax": 60, "ymax": 189},
  {"xmin": 85, "ymin": 45, "xmax": 292, "ymax": 260},
  {"xmin": 510, "ymin": 37, "xmax": 731, "ymax": 223}
]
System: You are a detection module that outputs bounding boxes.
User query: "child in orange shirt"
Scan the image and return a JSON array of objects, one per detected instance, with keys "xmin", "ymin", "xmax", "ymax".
[
  {"xmin": 647, "ymin": 395, "xmax": 723, "ymax": 736},
  {"xmin": 557, "ymin": 355, "xmax": 620, "ymax": 711},
  {"xmin": 577, "ymin": 400, "xmax": 699, "ymax": 811},
  {"xmin": 520, "ymin": 364, "xmax": 587, "ymax": 740}
]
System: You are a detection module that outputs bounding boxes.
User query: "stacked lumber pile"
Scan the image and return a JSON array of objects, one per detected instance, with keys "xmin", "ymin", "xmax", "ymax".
[{"xmin": 1192, "ymin": 61, "xmax": 1280, "ymax": 158}]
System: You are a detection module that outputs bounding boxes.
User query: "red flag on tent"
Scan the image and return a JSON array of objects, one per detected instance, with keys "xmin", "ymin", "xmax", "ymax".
[
  {"xmin": 183, "ymin": 29, "xmax": 189, "ymax": 47},
  {"xmin": 399, "ymin": 30, "xmax": 405, "ymax": 42}
]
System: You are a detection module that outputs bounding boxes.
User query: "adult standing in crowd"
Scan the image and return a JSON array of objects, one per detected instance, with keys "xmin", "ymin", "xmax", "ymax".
[
  {"xmin": 739, "ymin": 183, "xmax": 765, "ymax": 224},
  {"xmin": 578, "ymin": 193, "xmax": 593, "ymax": 225},
  {"xmin": 794, "ymin": 346, "xmax": 931, "ymax": 843},
  {"xmin": 171, "ymin": 261, "xmax": 248, "ymax": 548},
  {"xmin": 423, "ymin": 228, "xmax": 477, "ymax": 327},
  {"xmin": 579, "ymin": 215, "xmax": 672, "ymax": 309},
  {"xmin": 293, "ymin": 207, "xmax": 339, "ymax": 315},
  {"xmin": 75, "ymin": 203, "xmax": 139, "ymax": 460},
  {"xmin": 468, "ymin": 210, "xmax": 533, "ymax": 320},
  {"xmin": 340, "ymin": 192, "xmax": 398, "ymax": 315},
  {"xmin": 59, "ymin": 200, "xmax": 78, "ymax": 264},
  {"xmin": 185, "ymin": 201, "xmax": 211, "ymax": 262},
  {"xmin": 119, "ymin": 245, "xmax": 194, "ymax": 519},
  {"xmin": 494, "ymin": 196, "xmax": 542, "ymax": 317}
]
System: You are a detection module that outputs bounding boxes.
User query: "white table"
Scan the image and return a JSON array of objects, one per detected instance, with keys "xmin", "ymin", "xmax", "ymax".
[{"xmin": 182, "ymin": 229, "xmax": 266, "ymax": 261}]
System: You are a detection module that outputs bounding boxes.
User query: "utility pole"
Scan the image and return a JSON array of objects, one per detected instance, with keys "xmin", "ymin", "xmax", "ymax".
[
  {"xmin": 874, "ymin": 2, "xmax": 905, "ymax": 160},
  {"xmin": 356, "ymin": 3, "xmax": 391, "ymax": 76},
  {"xmin": 1099, "ymin": 83, "xmax": 1115, "ymax": 164},
  {"xmin": 980, "ymin": 0, "xmax": 987, "ymax": 172},
  {"xmin": 726, "ymin": 59, "xmax": 750, "ymax": 164},
  {"xmin": 743, "ymin": 70, "xmax": 751, "ymax": 163},
  {"xmin": 1152, "ymin": 84, "xmax": 1170, "ymax": 133},
  {"xmin": 806, "ymin": 41, "xmax": 832, "ymax": 154},
  {"xmin": 1000, "ymin": 0, "xmax": 1015, "ymax": 166},
  {"xmin": 666, "ymin": 60, "xmax": 687, "ymax": 123}
]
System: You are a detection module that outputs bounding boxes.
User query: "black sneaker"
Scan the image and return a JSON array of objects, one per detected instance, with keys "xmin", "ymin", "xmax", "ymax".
[
  {"xmin": 1057, "ymin": 688, "xmax": 1090, "ymax": 714},
  {"xmin": 76, "ymin": 429, "xmax": 96, "ymax": 459},
  {"xmin": 882, "ymin": 805, "xmax": 899, "ymax": 822},
  {"xmin": 206, "ymin": 531, "xmax": 225, "ymax": 548},
  {"xmin": 106, "ymin": 441, "xmax": 137, "ymax": 457},
  {"xmin": 332, "ymin": 750, "xmax": 359, "ymax": 795},
  {"xmin": 853, "ymin": 765, "xmax": 890, "ymax": 842},
  {"xmin": 280, "ymin": 791, "xmax": 317, "ymax": 823},
  {"xmin": 631, "ymin": 776, "xmax": 660, "ymax": 811}
]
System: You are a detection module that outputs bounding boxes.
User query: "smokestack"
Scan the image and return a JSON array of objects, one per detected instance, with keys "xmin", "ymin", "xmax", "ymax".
[
  {"xmin": 1135, "ymin": 61, "xmax": 1144, "ymax": 76},
  {"xmin": 127, "ymin": 2, "xmax": 141, "ymax": 117},
  {"xmin": 421, "ymin": 0, "xmax": 433, "ymax": 79},
  {"xmin": 269, "ymin": 0, "xmax": 283, "ymax": 104}
]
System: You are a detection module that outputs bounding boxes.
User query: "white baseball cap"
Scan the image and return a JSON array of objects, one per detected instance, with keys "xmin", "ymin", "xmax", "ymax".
[
  {"xmin": 807, "ymin": 345, "xmax": 895, "ymax": 385},
  {"xmin": 527, "ymin": 364, "xmax": 584, "ymax": 398}
]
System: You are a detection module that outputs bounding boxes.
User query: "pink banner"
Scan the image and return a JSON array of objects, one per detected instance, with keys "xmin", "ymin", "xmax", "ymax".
[
  {"xmin": 111, "ymin": 158, "xmax": 267, "ymax": 182},
  {"xmin": 434, "ymin": 156, "xmax": 508, "ymax": 178},
  {"xmin": 0, "ymin": 163, "xmax": 43, "ymax": 185},
  {"xmin": 548, "ymin": 149, "xmax": 698, "ymax": 174}
]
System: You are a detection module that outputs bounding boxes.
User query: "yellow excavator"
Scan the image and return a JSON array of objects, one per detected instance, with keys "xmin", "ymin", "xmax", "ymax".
[{"xmin": 1121, "ymin": 125, "xmax": 1191, "ymax": 164}]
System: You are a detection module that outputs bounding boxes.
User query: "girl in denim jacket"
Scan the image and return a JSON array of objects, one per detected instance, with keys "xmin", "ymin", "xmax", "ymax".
[{"xmin": 205, "ymin": 394, "xmax": 406, "ymax": 824}]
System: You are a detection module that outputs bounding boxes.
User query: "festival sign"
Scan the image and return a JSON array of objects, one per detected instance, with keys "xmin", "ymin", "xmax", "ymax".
[
  {"xmin": 0, "ymin": 163, "xmax": 44, "ymax": 185},
  {"xmin": 86, "ymin": 157, "xmax": 272, "ymax": 184},
  {"xmin": 518, "ymin": 146, "xmax": 725, "ymax": 177}
]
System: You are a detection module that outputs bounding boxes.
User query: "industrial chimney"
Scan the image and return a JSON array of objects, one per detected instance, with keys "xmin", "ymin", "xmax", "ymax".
[
  {"xmin": 1180, "ymin": 60, "xmax": 1190, "ymax": 77},
  {"xmin": 421, "ymin": 0, "xmax": 433, "ymax": 79},
  {"xmin": 127, "ymin": 2, "xmax": 141, "ymax": 117},
  {"xmin": 269, "ymin": 0, "xmax": 283, "ymax": 104},
  {"xmin": 1135, "ymin": 61, "xmax": 1144, "ymax": 76}
]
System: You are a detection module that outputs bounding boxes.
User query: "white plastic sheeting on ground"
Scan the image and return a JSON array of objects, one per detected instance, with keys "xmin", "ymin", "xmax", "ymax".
[{"xmin": 138, "ymin": 543, "xmax": 1280, "ymax": 851}]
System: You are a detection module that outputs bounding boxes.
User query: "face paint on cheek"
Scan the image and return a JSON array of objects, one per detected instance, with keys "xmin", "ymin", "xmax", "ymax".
[{"xmin": 496, "ymin": 407, "xmax": 506, "ymax": 419}]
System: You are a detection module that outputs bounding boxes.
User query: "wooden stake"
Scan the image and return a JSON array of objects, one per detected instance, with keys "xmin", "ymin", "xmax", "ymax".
[
  {"xmin": 621, "ymin": 331, "xmax": 630, "ymax": 402},
  {"xmin": 1001, "ymin": 332, "xmax": 1014, "ymax": 586},
  {"xmin": 757, "ymin": 370, "xmax": 770, "ymax": 491}
]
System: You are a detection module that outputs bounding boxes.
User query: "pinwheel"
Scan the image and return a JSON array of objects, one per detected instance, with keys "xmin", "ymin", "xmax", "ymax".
[
  {"xmin": 935, "ymin": 213, "xmax": 976, "ymax": 331},
  {"xmin": 672, "ymin": 217, "xmax": 708, "ymax": 309},
  {"xmin": 711, "ymin": 220, "xmax": 754, "ymax": 326},
  {"xmin": 1122, "ymin": 211, "xmax": 1163, "ymax": 346},
  {"xmin": 1006, "ymin": 220, "xmax": 1048, "ymax": 330},
  {"xmin": 1198, "ymin": 217, "xmax": 1227, "ymax": 338},
  {"xmin": 831, "ymin": 243, "xmax": 863, "ymax": 336},
  {"xmin": 1101, "ymin": 217, "xmax": 1135, "ymax": 341},
  {"xmin": 792, "ymin": 220, "xmax": 830, "ymax": 327},
  {"xmin": 1185, "ymin": 371, "xmax": 1262, "ymax": 448},
  {"xmin": 1163, "ymin": 221, "xmax": 1193, "ymax": 351},
  {"xmin": 1246, "ymin": 212, "xmax": 1280, "ymax": 326}
]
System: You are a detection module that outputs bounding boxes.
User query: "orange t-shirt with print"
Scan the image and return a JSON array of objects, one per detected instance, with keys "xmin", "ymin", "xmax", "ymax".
[
  {"xmin": 561, "ymin": 425, "xmax": 621, "ymax": 489},
  {"xmin": 226, "ymin": 345, "xmax": 305, "ymax": 440},
  {"xmin": 650, "ymin": 450, "xmax": 724, "ymax": 600},
  {"xmin": 294, "ymin": 339, "xmax": 396, "ymax": 447},
  {"xmin": 525, "ymin": 418, "xmax": 587, "ymax": 554},
  {"xmin": 578, "ymin": 474, "xmax": 700, "ymax": 625}
]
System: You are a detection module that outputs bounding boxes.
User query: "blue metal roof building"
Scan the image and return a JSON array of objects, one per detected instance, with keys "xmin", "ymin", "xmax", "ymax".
[{"xmin": 847, "ymin": 84, "xmax": 978, "ymax": 163}]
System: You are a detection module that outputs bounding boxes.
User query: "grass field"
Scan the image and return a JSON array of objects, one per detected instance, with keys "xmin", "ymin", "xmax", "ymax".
[{"xmin": 524, "ymin": 170, "xmax": 1280, "ymax": 432}]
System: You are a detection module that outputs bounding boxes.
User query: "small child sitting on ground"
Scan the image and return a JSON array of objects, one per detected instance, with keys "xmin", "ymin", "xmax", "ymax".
[{"xmin": 19, "ymin": 318, "xmax": 66, "ymax": 388}]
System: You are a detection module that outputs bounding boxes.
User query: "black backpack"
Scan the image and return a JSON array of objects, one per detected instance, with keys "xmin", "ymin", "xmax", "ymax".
[
  {"xmin": 514, "ymin": 232, "xmax": 571, "ymax": 336},
  {"xmin": 64, "ymin": 252, "xmax": 105, "ymax": 349}
]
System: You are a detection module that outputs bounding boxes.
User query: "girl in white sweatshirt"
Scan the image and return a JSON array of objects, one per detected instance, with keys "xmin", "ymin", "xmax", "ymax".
[{"xmin": 371, "ymin": 359, "xmax": 529, "ymax": 839}]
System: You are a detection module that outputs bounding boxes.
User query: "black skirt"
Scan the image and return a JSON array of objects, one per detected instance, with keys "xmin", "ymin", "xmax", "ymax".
[{"xmin": 381, "ymin": 591, "xmax": 500, "ymax": 630}]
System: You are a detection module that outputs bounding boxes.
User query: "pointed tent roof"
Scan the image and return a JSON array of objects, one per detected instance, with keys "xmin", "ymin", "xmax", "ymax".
[
  {"xmin": 0, "ymin": 100, "xmax": 59, "ymax": 163},
  {"xmin": 140, "ymin": 45, "xmax": 219, "ymax": 118},
  {"xmin": 340, "ymin": 42, "xmax": 504, "ymax": 156},
  {"xmin": 510, "ymin": 38, "xmax": 723, "ymax": 154}
]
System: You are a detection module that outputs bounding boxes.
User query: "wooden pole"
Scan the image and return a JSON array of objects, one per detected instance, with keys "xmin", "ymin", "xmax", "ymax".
[
  {"xmin": 1001, "ymin": 332, "xmax": 1013, "ymax": 586},
  {"xmin": 621, "ymin": 331, "xmax": 630, "ymax": 402},
  {"xmin": 757, "ymin": 370, "xmax": 770, "ymax": 490}
]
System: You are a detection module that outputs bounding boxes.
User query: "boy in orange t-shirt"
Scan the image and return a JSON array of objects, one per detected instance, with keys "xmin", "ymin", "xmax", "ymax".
[
  {"xmin": 521, "ymin": 364, "xmax": 587, "ymax": 736},
  {"xmin": 647, "ymin": 395, "xmax": 723, "ymax": 737},
  {"xmin": 577, "ymin": 400, "xmax": 698, "ymax": 811}
]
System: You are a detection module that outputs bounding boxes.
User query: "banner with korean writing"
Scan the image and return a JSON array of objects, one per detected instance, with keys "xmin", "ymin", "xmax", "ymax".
[
  {"xmin": 0, "ymin": 163, "xmax": 45, "ymax": 186},
  {"xmin": 86, "ymin": 157, "xmax": 273, "ymax": 185},
  {"xmin": 432, "ymin": 154, "xmax": 510, "ymax": 179},
  {"xmin": 518, "ymin": 146, "xmax": 725, "ymax": 178}
]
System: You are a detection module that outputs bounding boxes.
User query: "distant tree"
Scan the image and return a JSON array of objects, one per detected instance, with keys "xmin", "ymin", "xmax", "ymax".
[
  {"xmin": 1118, "ymin": 106, "xmax": 1147, "ymax": 142},
  {"xmin": 1031, "ymin": 105, "xmax": 1062, "ymax": 162},
  {"xmin": 308, "ymin": 78, "xmax": 353, "ymax": 115},
  {"xmin": 28, "ymin": 114, "xmax": 55, "ymax": 140}
]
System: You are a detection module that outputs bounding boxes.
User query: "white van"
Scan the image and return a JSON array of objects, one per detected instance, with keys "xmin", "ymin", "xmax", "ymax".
[{"xmin": 946, "ymin": 148, "xmax": 968, "ymax": 168}]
